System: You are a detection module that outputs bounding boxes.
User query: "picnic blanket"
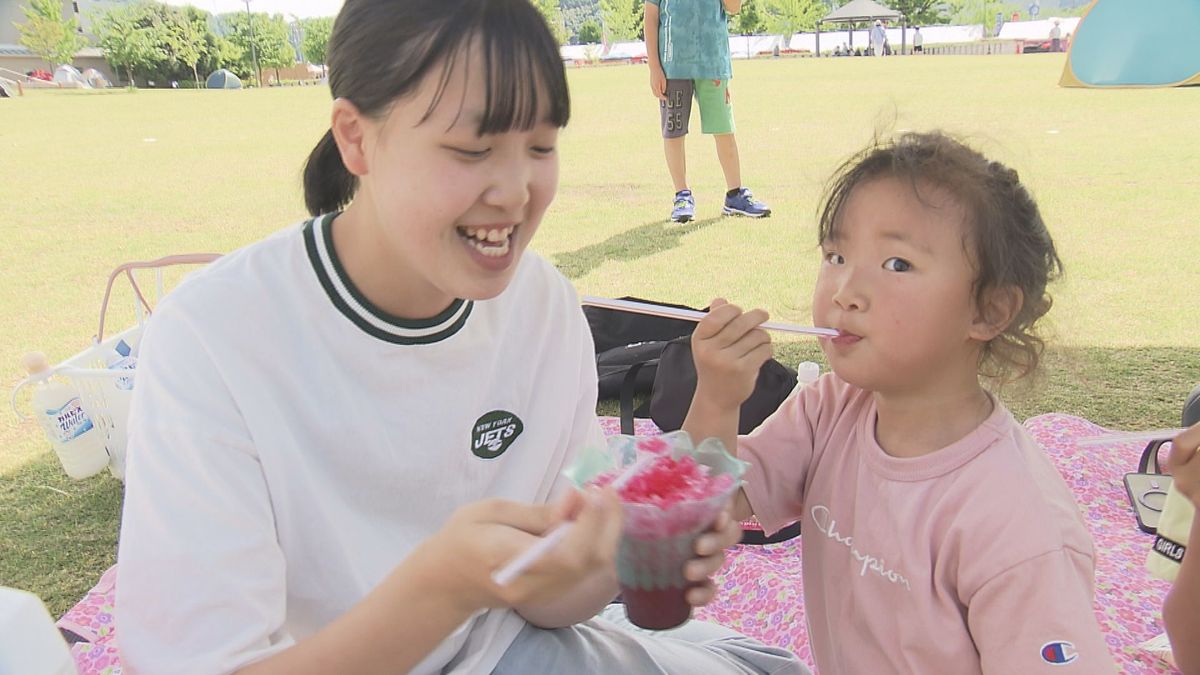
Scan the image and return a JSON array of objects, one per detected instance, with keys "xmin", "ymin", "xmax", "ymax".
[{"xmin": 57, "ymin": 413, "xmax": 1180, "ymax": 674}]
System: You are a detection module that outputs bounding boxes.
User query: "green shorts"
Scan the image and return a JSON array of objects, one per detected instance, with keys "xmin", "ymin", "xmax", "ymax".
[{"xmin": 660, "ymin": 78, "xmax": 736, "ymax": 138}]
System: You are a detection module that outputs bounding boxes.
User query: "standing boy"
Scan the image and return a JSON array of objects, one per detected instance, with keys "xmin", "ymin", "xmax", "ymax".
[{"xmin": 645, "ymin": 0, "xmax": 771, "ymax": 223}]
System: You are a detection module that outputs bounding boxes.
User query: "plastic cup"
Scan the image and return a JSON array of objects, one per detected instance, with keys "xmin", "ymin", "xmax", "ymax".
[{"xmin": 564, "ymin": 431, "xmax": 747, "ymax": 630}]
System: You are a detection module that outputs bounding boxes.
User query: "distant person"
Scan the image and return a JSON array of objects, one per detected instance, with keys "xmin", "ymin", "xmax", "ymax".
[
  {"xmin": 1050, "ymin": 19, "xmax": 1062, "ymax": 52},
  {"xmin": 871, "ymin": 20, "xmax": 887, "ymax": 58},
  {"xmin": 913, "ymin": 26, "xmax": 924, "ymax": 53},
  {"xmin": 645, "ymin": 0, "xmax": 772, "ymax": 222}
]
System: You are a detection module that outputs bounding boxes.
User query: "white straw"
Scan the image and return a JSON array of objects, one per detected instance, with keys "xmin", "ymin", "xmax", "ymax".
[
  {"xmin": 610, "ymin": 454, "xmax": 656, "ymax": 490},
  {"xmin": 491, "ymin": 455, "xmax": 659, "ymax": 587},
  {"xmin": 1075, "ymin": 428, "xmax": 1189, "ymax": 447},
  {"xmin": 491, "ymin": 522, "xmax": 573, "ymax": 587},
  {"xmin": 581, "ymin": 296, "xmax": 839, "ymax": 338}
]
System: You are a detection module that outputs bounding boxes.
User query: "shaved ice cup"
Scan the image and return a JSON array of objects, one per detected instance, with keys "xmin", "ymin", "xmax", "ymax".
[{"xmin": 563, "ymin": 431, "xmax": 748, "ymax": 629}]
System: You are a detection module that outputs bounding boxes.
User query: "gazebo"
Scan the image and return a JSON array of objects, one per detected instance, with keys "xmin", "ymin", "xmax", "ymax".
[{"xmin": 816, "ymin": 0, "xmax": 905, "ymax": 57}]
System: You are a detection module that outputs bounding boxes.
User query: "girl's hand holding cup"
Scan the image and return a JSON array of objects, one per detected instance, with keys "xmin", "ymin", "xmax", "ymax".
[{"xmin": 418, "ymin": 489, "xmax": 623, "ymax": 612}]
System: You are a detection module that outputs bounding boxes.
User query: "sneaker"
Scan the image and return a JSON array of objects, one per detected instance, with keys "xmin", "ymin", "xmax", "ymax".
[
  {"xmin": 670, "ymin": 190, "xmax": 695, "ymax": 223},
  {"xmin": 723, "ymin": 187, "xmax": 771, "ymax": 218}
]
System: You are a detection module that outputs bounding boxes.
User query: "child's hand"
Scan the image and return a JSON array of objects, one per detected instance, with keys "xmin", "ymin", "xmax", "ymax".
[
  {"xmin": 423, "ymin": 490, "xmax": 623, "ymax": 611},
  {"xmin": 649, "ymin": 64, "xmax": 667, "ymax": 100},
  {"xmin": 691, "ymin": 298, "xmax": 773, "ymax": 411},
  {"xmin": 1167, "ymin": 424, "xmax": 1200, "ymax": 511},
  {"xmin": 682, "ymin": 505, "xmax": 742, "ymax": 607}
]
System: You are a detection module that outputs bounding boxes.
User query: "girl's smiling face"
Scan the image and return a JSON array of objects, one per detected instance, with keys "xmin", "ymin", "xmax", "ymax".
[{"xmin": 333, "ymin": 40, "xmax": 562, "ymax": 316}]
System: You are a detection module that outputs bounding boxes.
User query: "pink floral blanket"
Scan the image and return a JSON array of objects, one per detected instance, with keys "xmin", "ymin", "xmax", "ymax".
[{"xmin": 58, "ymin": 414, "xmax": 1179, "ymax": 674}]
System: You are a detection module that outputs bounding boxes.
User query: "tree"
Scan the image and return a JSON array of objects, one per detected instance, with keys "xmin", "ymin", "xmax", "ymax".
[
  {"xmin": 561, "ymin": 0, "xmax": 600, "ymax": 40},
  {"xmin": 531, "ymin": 0, "xmax": 568, "ymax": 45},
  {"xmin": 258, "ymin": 15, "xmax": 297, "ymax": 84},
  {"xmin": 300, "ymin": 16, "xmax": 333, "ymax": 75},
  {"xmin": 158, "ymin": 5, "xmax": 206, "ymax": 87},
  {"xmin": 760, "ymin": 0, "xmax": 824, "ymax": 42},
  {"xmin": 577, "ymin": 18, "xmax": 602, "ymax": 43},
  {"xmin": 93, "ymin": 3, "xmax": 158, "ymax": 86},
  {"xmin": 16, "ymin": 0, "xmax": 88, "ymax": 71},
  {"xmin": 885, "ymin": 0, "xmax": 957, "ymax": 25},
  {"xmin": 220, "ymin": 11, "xmax": 293, "ymax": 85},
  {"xmin": 732, "ymin": 0, "xmax": 766, "ymax": 35},
  {"xmin": 600, "ymin": 0, "xmax": 640, "ymax": 42}
]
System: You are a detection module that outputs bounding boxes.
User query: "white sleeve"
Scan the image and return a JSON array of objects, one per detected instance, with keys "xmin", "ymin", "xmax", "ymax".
[
  {"xmin": 549, "ymin": 297, "xmax": 606, "ymax": 499},
  {"xmin": 116, "ymin": 301, "xmax": 291, "ymax": 675}
]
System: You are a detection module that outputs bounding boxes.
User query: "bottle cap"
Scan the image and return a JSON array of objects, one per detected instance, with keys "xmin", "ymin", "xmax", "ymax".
[
  {"xmin": 21, "ymin": 352, "xmax": 50, "ymax": 376},
  {"xmin": 797, "ymin": 361, "xmax": 820, "ymax": 384}
]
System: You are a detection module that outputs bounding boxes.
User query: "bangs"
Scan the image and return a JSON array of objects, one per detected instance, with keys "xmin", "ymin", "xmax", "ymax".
[{"xmin": 420, "ymin": 0, "xmax": 570, "ymax": 134}]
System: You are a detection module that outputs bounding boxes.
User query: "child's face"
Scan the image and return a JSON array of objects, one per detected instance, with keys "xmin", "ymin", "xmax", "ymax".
[
  {"xmin": 813, "ymin": 177, "xmax": 985, "ymax": 395},
  {"xmin": 351, "ymin": 44, "xmax": 560, "ymax": 307}
]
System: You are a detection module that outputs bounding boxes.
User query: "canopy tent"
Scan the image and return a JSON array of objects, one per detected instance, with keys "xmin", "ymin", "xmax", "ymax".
[
  {"xmin": 205, "ymin": 69, "xmax": 242, "ymax": 89},
  {"xmin": 1060, "ymin": 0, "xmax": 1200, "ymax": 87},
  {"xmin": 816, "ymin": 0, "xmax": 905, "ymax": 57}
]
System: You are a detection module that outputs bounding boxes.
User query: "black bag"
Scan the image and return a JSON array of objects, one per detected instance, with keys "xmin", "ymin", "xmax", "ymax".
[
  {"xmin": 585, "ymin": 297, "xmax": 700, "ymax": 354},
  {"xmin": 586, "ymin": 298, "xmax": 703, "ymax": 416},
  {"xmin": 647, "ymin": 338, "xmax": 799, "ymax": 436},
  {"xmin": 1125, "ymin": 438, "xmax": 1173, "ymax": 534}
]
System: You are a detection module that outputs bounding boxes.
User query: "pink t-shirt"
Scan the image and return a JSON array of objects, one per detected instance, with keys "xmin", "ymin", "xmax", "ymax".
[{"xmin": 740, "ymin": 374, "xmax": 1116, "ymax": 674}]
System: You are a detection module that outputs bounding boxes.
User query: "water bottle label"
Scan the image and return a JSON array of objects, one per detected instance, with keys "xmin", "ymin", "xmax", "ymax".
[{"xmin": 46, "ymin": 397, "xmax": 95, "ymax": 443}]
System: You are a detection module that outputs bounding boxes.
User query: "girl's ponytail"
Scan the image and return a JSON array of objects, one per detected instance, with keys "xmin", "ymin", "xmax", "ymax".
[{"xmin": 303, "ymin": 129, "xmax": 358, "ymax": 217}]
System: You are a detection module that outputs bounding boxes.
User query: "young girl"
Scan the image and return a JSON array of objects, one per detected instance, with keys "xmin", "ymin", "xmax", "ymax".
[
  {"xmin": 1164, "ymin": 423, "xmax": 1200, "ymax": 673},
  {"xmin": 683, "ymin": 132, "xmax": 1118, "ymax": 673},
  {"xmin": 114, "ymin": 1, "xmax": 804, "ymax": 674}
]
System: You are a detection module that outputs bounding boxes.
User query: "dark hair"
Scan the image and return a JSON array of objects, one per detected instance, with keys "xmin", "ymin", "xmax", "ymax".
[
  {"xmin": 817, "ymin": 131, "xmax": 1063, "ymax": 382},
  {"xmin": 302, "ymin": 0, "xmax": 571, "ymax": 217}
]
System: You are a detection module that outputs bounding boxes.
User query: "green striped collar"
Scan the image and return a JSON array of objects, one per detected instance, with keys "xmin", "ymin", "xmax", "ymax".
[{"xmin": 303, "ymin": 214, "xmax": 473, "ymax": 345}]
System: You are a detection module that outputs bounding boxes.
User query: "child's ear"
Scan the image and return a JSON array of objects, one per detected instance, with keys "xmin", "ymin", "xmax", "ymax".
[
  {"xmin": 330, "ymin": 98, "xmax": 371, "ymax": 178},
  {"xmin": 970, "ymin": 285, "xmax": 1022, "ymax": 341}
]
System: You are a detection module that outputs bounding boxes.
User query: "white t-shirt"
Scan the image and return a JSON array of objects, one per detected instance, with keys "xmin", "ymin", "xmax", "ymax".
[{"xmin": 116, "ymin": 214, "xmax": 605, "ymax": 674}]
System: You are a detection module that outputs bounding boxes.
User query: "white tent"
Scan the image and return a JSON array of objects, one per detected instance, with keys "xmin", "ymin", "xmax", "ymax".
[
  {"xmin": 81, "ymin": 68, "xmax": 110, "ymax": 88},
  {"xmin": 53, "ymin": 64, "xmax": 88, "ymax": 88}
]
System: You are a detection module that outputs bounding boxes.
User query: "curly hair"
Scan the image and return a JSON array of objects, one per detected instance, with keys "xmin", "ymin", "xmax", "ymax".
[{"xmin": 817, "ymin": 131, "xmax": 1063, "ymax": 382}]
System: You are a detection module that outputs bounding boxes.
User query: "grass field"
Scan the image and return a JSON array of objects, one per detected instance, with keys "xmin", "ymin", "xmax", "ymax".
[{"xmin": 2, "ymin": 53, "xmax": 1198, "ymax": 615}]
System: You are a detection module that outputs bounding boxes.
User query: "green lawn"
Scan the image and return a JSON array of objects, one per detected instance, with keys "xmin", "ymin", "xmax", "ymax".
[{"xmin": 2, "ymin": 54, "xmax": 1198, "ymax": 616}]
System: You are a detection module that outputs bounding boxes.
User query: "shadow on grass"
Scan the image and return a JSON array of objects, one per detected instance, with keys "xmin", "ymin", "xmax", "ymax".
[
  {"xmin": 599, "ymin": 344, "xmax": 1200, "ymax": 431},
  {"xmin": 554, "ymin": 216, "xmax": 723, "ymax": 280},
  {"xmin": 0, "ymin": 452, "xmax": 122, "ymax": 617}
]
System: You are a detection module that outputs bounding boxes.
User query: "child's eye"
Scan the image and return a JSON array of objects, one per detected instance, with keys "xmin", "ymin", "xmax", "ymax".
[
  {"xmin": 447, "ymin": 146, "xmax": 491, "ymax": 159},
  {"xmin": 531, "ymin": 146, "xmax": 556, "ymax": 156},
  {"xmin": 883, "ymin": 257, "xmax": 912, "ymax": 272},
  {"xmin": 823, "ymin": 251, "xmax": 845, "ymax": 265}
]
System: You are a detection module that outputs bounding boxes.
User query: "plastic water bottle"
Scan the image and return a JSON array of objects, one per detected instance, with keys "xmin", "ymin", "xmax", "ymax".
[
  {"xmin": 796, "ymin": 361, "xmax": 821, "ymax": 392},
  {"xmin": 21, "ymin": 352, "xmax": 110, "ymax": 480}
]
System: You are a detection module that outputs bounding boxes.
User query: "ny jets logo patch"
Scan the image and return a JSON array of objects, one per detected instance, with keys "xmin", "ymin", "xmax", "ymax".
[{"xmin": 471, "ymin": 410, "xmax": 524, "ymax": 459}]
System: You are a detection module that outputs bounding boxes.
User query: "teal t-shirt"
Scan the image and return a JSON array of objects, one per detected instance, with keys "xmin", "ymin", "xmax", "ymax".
[{"xmin": 646, "ymin": 0, "xmax": 732, "ymax": 80}]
